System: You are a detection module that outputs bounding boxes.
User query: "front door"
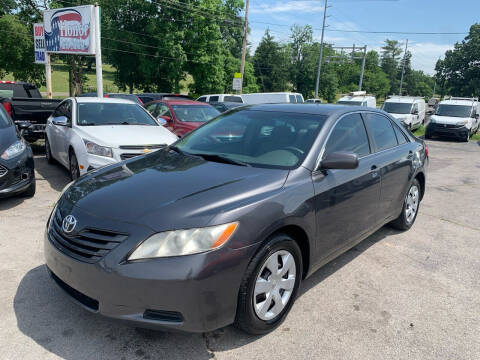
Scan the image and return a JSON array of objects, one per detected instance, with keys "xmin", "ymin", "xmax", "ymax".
[{"xmin": 312, "ymin": 112, "xmax": 381, "ymax": 260}]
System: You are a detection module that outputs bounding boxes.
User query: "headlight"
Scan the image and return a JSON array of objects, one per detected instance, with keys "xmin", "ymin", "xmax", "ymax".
[
  {"xmin": 128, "ymin": 222, "xmax": 238, "ymax": 260},
  {"xmin": 83, "ymin": 139, "xmax": 113, "ymax": 158},
  {"xmin": 1, "ymin": 139, "xmax": 26, "ymax": 160},
  {"xmin": 456, "ymin": 120, "xmax": 467, "ymax": 126},
  {"xmin": 429, "ymin": 118, "xmax": 435, "ymax": 123}
]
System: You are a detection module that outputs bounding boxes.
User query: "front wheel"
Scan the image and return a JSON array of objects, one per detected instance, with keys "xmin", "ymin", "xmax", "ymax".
[
  {"xmin": 390, "ymin": 179, "xmax": 421, "ymax": 230},
  {"xmin": 234, "ymin": 234, "xmax": 302, "ymax": 335},
  {"xmin": 69, "ymin": 151, "xmax": 80, "ymax": 180},
  {"xmin": 45, "ymin": 137, "xmax": 54, "ymax": 164}
]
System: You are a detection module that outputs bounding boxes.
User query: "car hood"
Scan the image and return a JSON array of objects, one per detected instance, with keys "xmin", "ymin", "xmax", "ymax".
[
  {"xmin": 75, "ymin": 125, "xmax": 178, "ymax": 147},
  {"xmin": 62, "ymin": 149, "xmax": 289, "ymax": 231},
  {"xmin": 0, "ymin": 125, "xmax": 18, "ymax": 154},
  {"xmin": 390, "ymin": 113, "xmax": 412, "ymax": 120},
  {"xmin": 430, "ymin": 115, "xmax": 469, "ymax": 125}
]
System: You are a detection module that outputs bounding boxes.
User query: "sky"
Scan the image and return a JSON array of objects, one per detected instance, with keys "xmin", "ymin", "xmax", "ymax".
[{"xmin": 247, "ymin": 0, "xmax": 480, "ymax": 75}]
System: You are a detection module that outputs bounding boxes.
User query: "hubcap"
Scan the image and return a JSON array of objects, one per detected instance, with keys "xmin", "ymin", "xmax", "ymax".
[
  {"xmin": 253, "ymin": 250, "xmax": 296, "ymax": 321},
  {"xmin": 405, "ymin": 185, "xmax": 419, "ymax": 224}
]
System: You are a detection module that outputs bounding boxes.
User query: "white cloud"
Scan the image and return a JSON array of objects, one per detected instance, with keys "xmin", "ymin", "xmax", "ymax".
[
  {"xmin": 408, "ymin": 42, "xmax": 453, "ymax": 74},
  {"xmin": 251, "ymin": 1, "xmax": 324, "ymax": 14}
]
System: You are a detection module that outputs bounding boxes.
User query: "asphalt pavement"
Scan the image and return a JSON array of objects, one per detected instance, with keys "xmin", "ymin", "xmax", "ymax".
[{"xmin": 0, "ymin": 139, "xmax": 479, "ymax": 360}]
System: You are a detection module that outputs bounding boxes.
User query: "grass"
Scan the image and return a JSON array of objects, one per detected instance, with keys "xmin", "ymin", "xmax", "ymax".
[
  {"xmin": 470, "ymin": 131, "xmax": 480, "ymax": 142},
  {"xmin": 413, "ymin": 125, "xmax": 426, "ymax": 137}
]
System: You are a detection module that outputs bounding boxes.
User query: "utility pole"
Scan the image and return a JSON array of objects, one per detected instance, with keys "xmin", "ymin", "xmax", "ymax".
[
  {"xmin": 399, "ymin": 39, "xmax": 408, "ymax": 96},
  {"xmin": 314, "ymin": 0, "xmax": 328, "ymax": 99},
  {"xmin": 358, "ymin": 46, "xmax": 367, "ymax": 91},
  {"xmin": 239, "ymin": 0, "xmax": 250, "ymax": 94},
  {"xmin": 432, "ymin": 79, "xmax": 437, "ymax": 97},
  {"xmin": 94, "ymin": 3, "xmax": 103, "ymax": 98}
]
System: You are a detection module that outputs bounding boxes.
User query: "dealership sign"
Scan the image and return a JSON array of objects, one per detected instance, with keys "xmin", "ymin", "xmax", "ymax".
[
  {"xmin": 33, "ymin": 23, "xmax": 46, "ymax": 64},
  {"xmin": 43, "ymin": 5, "xmax": 96, "ymax": 54}
]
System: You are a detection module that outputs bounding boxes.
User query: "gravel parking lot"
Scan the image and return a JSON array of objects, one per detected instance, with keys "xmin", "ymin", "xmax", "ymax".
[{"xmin": 1, "ymin": 139, "xmax": 479, "ymax": 360}]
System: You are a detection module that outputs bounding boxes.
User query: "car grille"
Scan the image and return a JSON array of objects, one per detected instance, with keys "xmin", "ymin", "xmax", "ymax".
[
  {"xmin": 119, "ymin": 144, "xmax": 166, "ymax": 150},
  {"xmin": 0, "ymin": 165, "xmax": 7, "ymax": 178},
  {"xmin": 120, "ymin": 153, "xmax": 142, "ymax": 160},
  {"xmin": 430, "ymin": 123, "xmax": 462, "ymax": 129},
  {"xmin": 48, "ymin": 209, "xmax": 128, "ymax": 263}
]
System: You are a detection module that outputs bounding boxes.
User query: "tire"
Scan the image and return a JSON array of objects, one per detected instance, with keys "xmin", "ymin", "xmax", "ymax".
[
  {"xmin": 45, "ymin": 137, "xmax": 55, "ymax": 164},
  {"xmin": 22, "ymin": 178, "xmax": 36, "ymax": 198},
  {"xmin": 424, "ymin": 132, "xmax": 431, "ymax": 139},
  {"xmin": 462, "ymin": 130, "xmax": 470, "ymax": 142},
  {"xmin": 234, "ymin": 233, "xmax": 302, "ymax": 335},
  {"xmin": 390, "ymin": 178, "xmax": 421, "ymax": 231},
  {"xmin": 69, "ymin": 150, "xmax": 80, "ymax": 180}
]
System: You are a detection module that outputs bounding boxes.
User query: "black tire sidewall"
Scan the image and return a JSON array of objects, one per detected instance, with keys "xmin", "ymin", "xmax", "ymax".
[
  {"xmin": 69, "ymin": 151, "xmax": 79, "ymax": 180},
  {"xmin": 236, "ymin": 234, "xmax": 302, "ymax": 334}
]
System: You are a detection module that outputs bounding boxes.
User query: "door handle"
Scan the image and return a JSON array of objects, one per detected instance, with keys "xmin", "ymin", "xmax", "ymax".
[
  {"xmin": 370, "ymin": 165, "xmax": 378, "ymax": 178},
  {"xmin": 407, "ymin": 150, "xmax": 414, "ymax": 159}
]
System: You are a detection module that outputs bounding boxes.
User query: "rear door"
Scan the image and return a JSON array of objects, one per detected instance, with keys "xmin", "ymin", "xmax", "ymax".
[
  {"xmin": 363, "ymin": 112, "xmax": 413, "ymax": 220},
  {"xmin": 312, "ymin": 112, "xmax": 381, "ymax": 258}
]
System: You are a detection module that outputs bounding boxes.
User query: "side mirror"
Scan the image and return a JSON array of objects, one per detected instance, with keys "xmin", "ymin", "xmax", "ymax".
[
  {"xmin": 52, "ymin": 115, "xmax": 69, "ymax": 126},
  {"xmin": 157, "ymin": 115, "xmax": 171, "ymax": 124},
  {"xmin": 16, "ymin": 121, "xmax": 32, "ymax": 130},
  {"xmin": 320, "ymin": 151, "xmax": 359, "ymax": 170},
  {"xmin": 475, "ymin": 114, "xmax": 479, "ymax": 120},
  {"xmin": 412, "ymin": 109, "xmax": 419, "ymax": 115}
]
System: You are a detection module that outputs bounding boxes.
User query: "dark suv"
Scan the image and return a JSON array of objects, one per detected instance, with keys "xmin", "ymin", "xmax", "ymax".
[{"xmin": 45, "ymin": 104, "xmax": 427, "ymax": 334}]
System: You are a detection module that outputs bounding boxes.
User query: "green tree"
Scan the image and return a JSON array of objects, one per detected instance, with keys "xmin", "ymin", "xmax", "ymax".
[
  {"xmin": 253, "ymin": 30, "xmax": 290, "ymax": 92},
  {"xmin": 381, "ymin": 39, "xmax": 403, "ymax": 94},
  {"xmin": 0, "ymin": 15, "xmax": 44, "ymax": 85}
]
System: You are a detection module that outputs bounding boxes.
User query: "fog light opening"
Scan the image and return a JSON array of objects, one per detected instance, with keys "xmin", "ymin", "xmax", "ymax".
[{"xmin": 143, "ymin": 309, "xmax": 184, "ymax": 323}]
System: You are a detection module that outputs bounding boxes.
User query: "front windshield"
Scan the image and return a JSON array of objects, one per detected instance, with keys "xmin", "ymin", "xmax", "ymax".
[
  {"xmin": 383, "ymin": 102, "xmax": 412, "ymax": 114},
  {"xmin": 175, "ymin": 110, "xmax": 327, "ymax": 169},
  {"xmin": 77, "ymin": 102, "xmax": 158, "ymax": 126},
  {"xmin": 171, "ymin": 105, "xmax": 220, "ymax": 122},
  {"xmin": 435, "ymin": 104, "xmax": 472, "ymax": 118},
  {"xmin": 337, "ymin": 100, "xmax": 364, "ymax": 106}
]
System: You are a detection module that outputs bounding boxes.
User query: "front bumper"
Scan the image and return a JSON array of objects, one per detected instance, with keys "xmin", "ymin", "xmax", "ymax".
[
  {"xmin": 0, "ymin": 147, "xmax": 35, "ymax": 198},
  {"xmin": 44, "ymin": 204, "xmax": 255, "ymax": 332},
  {"xmin": 426, "ymin": 123, "xmax": 469, "ymax": 139}
]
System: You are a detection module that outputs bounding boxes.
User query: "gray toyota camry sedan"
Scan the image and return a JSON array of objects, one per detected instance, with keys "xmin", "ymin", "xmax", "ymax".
[{"xmin": 45, "ymin": 104, "xmax": 428, "ymax": 334}]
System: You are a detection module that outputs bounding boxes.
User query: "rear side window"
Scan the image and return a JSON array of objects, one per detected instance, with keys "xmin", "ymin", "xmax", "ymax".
[
  {"xmin": 364, "ymin": 113, "xmax": 398, "ymax": 151},
  {"xmin": 296, "ymin": 95, "xmax": 303, "ymax": 103},
  {"xmin": 324, "ymin": 113, "xmax": 370, "ymax": 158},
  {"xmin": 289, "ymin": 95, "xmax": 296, "ymax": 103},
  {"xmin": 209, "ymin": 96, "xmax": 219, "ymax": 102},
  {"xmin": 393, "ymin": 123, "xmax": 408, "ymax": 144},
  {"xmin": 197, "ymin": 97, "xmax": 207, "ymax": 102},
  {"xmin": 224, "ymin": 96, "xmax": 242, "ymax": 103}
]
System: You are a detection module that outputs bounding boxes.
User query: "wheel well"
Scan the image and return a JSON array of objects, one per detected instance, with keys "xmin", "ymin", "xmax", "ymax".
[
  {"xmin": 272, "ymin": 225, "xmax": 310, "ymax": 279},
  {"xmin": 415, "ymin": 172, "xmax": 425, "ymax": 200}
]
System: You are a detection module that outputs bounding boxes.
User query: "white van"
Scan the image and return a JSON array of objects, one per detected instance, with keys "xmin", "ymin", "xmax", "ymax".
[
  {"xmin": 241, "ymin": 92, "xmax": 304, "ymax": 104},
  {"xmin": 426, "ymin": 97, "xmax": 479, "ymax": 141},
  {"xmin": 382, "ymin": 96, "xmax": 426, "ymax": 130},
  {"xmin": 337, "ymin": 91, "xmax": 376, "ymax": 108},
  {"xmin": 196, "ymin": 94, "xmax": 244, "ymax": 103}
]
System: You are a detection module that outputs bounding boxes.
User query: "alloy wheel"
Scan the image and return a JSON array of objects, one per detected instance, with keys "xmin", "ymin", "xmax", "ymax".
[
  {"xmin": 253, "ymin": 250, "xmax": 296, "ymax": 321},
  {"xmin": 405, "ymin": 185, "xmax": 419, "ymax": 224}
]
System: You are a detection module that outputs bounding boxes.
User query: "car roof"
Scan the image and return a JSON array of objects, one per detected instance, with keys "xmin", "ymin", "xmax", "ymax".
[
  {"xmin": 148, "ymin": 99, "xmax": 211, "ymax": 106},
  {"xmin": 386, "ymin": 97, "xmax": 423, "ymax": 103},
  {"xmin": 239, "ymin": 103, "xmax": 380, "ymax": 116},
  {"xmin": 440, "ymin": 99, "xmax": 477, "ymax": 106},
  {"xmin": 73, "ymin": 97, "xmax": 139, "ymax": 104}
]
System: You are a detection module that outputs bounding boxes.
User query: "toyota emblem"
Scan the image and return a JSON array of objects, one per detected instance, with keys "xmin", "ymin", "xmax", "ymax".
[{"xmin": 62, "ymin": 215, "xmax": 77, "ymax": 233}]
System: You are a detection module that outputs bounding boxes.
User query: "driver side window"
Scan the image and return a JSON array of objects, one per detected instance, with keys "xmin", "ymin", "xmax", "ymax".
[
  {"xmin": 158, "ymin": 104, "xmax": 172, "ymax": 118},
  {"xmin": 324, "ymin": 113, "xmax": 371, "ymax": 158}
]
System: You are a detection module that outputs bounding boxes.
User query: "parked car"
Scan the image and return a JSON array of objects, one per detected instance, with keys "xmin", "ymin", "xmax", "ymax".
[
  {"xmin": 337, "ymin": 91, "xmax": 376, "ymax": 108},
  {"xmin": 136, "ymin": 93, "xmax": 190, "ymax": 104},
  {"xmin": 210, "ymin": 101, "xmax": 245, "ymax": 113},
  {"xmin": 241, "ymin": 92, "xmax": 304, "ymax": 104},
  {"xmin": 45, "ymin": 104, "xmax": 427, "ymax": 335},
  {"xmin": 78, "ymin": 92, "xmax": 143, "ymax": 105},
  {"xmin": 196, "ymin": 94, "xmax": 243, "ymax": 103},
  {"xmin": 0, "ymin": 81, "xmax": 61, "ymax": 143},
  {"xmin": 144, "ymin": 99, "xmax": 220, "ymax": 137},
  {"xmin": 382, "ymin": 96, "xmax": 426, "ymax": 130},
  {"xmin": 305, "ymin": 99, "xmax": 322, "ymax": 104},
  {"xmin": 45, "ymin": 97, "xmax": 178, "ymax": 179},
  {"xmin": 425, "ymin": 97, "xmax": 479, "ymax": 141},
  {"xmin": 0, "ymin": 104, "xmax": 35, "ymax": 198}
]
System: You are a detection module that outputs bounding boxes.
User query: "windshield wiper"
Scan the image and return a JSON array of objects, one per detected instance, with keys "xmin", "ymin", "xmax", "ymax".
[{"xmin": 190, "ymin": 153, "xmax": 250, "ymax": 167}]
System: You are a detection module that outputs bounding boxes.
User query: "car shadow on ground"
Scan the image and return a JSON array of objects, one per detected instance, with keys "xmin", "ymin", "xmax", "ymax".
[
  {"xmin": 32, "ymin": 143, "xmax": 71, "ymax": 192},
  {"xmin": 14, "ymin": 226, "xmax": 396, "ymax": 358}
]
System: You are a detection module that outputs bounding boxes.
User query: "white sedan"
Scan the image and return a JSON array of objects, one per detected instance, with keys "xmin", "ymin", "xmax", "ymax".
[{"xmin": 45, "ymin": 97, "xmax": 178, "ymax": 179}]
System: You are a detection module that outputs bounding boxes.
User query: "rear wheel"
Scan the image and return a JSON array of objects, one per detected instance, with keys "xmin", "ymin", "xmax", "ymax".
[
  {"xmin": 69, "ymin": 151, "xmax": 80, "ymax": 180},
  {"xmin": 390, "ymin": 179, "xmax": 421, "ymax": 230},
  {"xmin": 234, "ymin": 233, "xmax": 302, "ymax": 335}
]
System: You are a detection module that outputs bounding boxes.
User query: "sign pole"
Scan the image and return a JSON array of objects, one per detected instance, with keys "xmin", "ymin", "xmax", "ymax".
[
  {"xmin": 45, "ymin": 53, "xmax": 52, "ymax": 99},
  {"xmin": 94, "ymin": 4, "xmax": 103, "ymax": 98}
]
